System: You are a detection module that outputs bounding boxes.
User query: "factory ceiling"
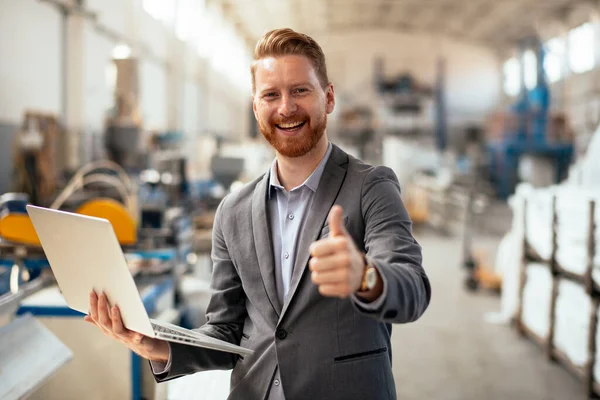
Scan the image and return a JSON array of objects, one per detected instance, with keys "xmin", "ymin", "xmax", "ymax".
[{"xmin": 219, "ymin": 0, "xmax": 596, "ymax": 52}]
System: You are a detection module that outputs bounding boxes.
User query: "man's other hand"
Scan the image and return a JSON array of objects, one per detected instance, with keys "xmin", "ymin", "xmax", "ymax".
[{"xmin": 84, "ymin": 291, "xmax": 170, "ymax": 363}]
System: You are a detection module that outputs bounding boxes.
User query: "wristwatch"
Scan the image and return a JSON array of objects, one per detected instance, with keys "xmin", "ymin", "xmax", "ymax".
[{"xmin": 359, "ymin": 254, "xmax": 378, "ymax": 292}]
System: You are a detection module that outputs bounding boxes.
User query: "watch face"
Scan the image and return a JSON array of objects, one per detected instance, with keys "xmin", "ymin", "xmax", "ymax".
[{"xmin": 366, "ymin": 268, "xmax": 377, "ymax": 289}]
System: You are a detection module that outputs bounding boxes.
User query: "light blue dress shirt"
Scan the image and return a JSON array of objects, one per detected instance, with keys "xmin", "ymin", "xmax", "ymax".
[
  {"xmin": 265, "ymin": 142, "xmax": 333, "ymax": 400},
  {"xmin": 268, "ymin": 142, "xmax": 333, "ymax": 305}
]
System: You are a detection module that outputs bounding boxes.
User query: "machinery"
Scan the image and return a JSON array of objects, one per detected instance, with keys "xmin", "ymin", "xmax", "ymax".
[
  {"xmin": 210, "ymin": 154, "xmax": 245, "ymax": 195},
  {"xmin": 0, "ymin": 149, "xmax": 197, "ymax": 292},
  {"xmin": 374, "ymin": 57, "xmax": 457, "ymax": 229},
  {"xmin": 11, "ymin": 111, "xmax": 60, "ymax": 206},
  {"xmin": 337, "ymin": 106, "xmax": 375, "ymax": 161},
  {"xmin": 1, "ymin": 161, "xmax": 138, "ymax": 247},
  {"xmin": 374, "ymin": 56, "xmax": 447, "ymax": 152},
  {"xmin": 461, "ymin": 38, "xmax": 575, "ymax": 291},
  {"xmin": 337, "ymin": 57, "xmax": 445, "ymax": 166},
  {"xmin": 461, "ymin": 174, "xmax": 502, "ymax": 293},
  {"xmin": 0, "ymin": 193, "xmax": 42, "ymax": 246},
  {"xmin": 0, "ymin": 54, "xmax": 202, "ymax": 400},
  {"xmin": 0, "ymin": 158, "xmax": 194, "ymax": 400},
  {"xmin": 0, "ymin": 160, "xmax": 139, "ymax": 303},
  {"xmin": 374, "ymin": 57, "xmax": 434, "ymax": 115},
  {"xmin": 487, "ymin": 39, "xmax": 574, "ymax": 199}
]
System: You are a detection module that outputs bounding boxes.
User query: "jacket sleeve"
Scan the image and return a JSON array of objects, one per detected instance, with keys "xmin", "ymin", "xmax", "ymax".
[
  {"xmin": 350, "ymin": 166, "xmax": 431, "ymax": 323},
  {"xmin": 153, "ymin": 196, "xmax": 248, "ymax": 382}
]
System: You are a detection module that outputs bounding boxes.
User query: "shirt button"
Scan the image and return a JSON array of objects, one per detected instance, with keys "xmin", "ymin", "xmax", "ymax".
[
  {"xmin": 284, "ymin": 252, "xmax": 289, "ymax": 259},
  {"xmin": 288, "ymin": 213, "xmax": 294, "ymax": 220},
  {"xmin": 274, "ymin": 379, "xmax": 280, "ymax": 386}
]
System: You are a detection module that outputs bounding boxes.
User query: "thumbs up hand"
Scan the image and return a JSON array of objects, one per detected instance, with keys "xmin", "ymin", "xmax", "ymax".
[{"xmin": 309, "ymin": 205, "xmax": 365, "ymax": 298}]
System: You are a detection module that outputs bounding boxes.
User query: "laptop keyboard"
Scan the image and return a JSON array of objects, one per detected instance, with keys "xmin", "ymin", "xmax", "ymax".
[
  {"xmin": 150, "ymin": 321, "xmax": 253, "ymax": 356},
  {"xmin": 152, "ymin": 323, "xmax": 197, "ymax": 339}
]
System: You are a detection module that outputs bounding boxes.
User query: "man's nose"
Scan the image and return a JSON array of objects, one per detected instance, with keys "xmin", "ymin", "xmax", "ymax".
[{"xmin": 278, "ymin": 94, "xmax": 297, "ymax": 116}]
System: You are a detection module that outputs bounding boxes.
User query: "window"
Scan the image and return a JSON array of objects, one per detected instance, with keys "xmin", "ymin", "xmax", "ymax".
[
  {"xmin": 196, "ymin": 4, "xmax": 219, "ymax": 58},
  {"xmin": 503, "ymin": 57, "xmax": 520, "ymax": 96},
  {"xmin": 544, "ymin": 38, "xmax": 565, "ymax": 83},
  {"xmin": 504, "ymin": 51, "xmax": 538, "ymax": 95},
  {"xmin": 211, "ymin": 22, "xmax": 251, "ymax": 89},
  {"xmin": 176, "ymin": 0, "xmax": 202, "ymax": 41},
  {"xmin": 112, "ymin": 43, "xmax": 131, "ymax": 60},
  {"xmin": 192, "ymin": 4, "xmax": 250, "ymax": 90},
  {"xmin": 523, "ymin": 50, "xmax": 537, "ymax": 90},
  {"xmin": 195, "ymin": 13, "xmax": 213, "ymax": 58},
  {"xmin": 212, "ymin": 24, "xmax": 236, "ymax": 71},
  {"xmin": 568, "ymin": 22, "xmax": 594, "ymax": 73},
  {"xmin": 143, "ymin": 0, "xmax": 176, "ymax": 26}
]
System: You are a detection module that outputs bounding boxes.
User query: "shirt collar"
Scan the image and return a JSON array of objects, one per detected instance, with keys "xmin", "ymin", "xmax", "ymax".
[{"xmin": 268, "ymin": 142, "xmax": 333, "ymax": 198}]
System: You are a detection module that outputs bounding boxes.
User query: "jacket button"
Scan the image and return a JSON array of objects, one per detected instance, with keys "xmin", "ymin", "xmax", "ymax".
[{"xmin": 276, "ymin": 329, "xmax": 287, "ymax": 340}]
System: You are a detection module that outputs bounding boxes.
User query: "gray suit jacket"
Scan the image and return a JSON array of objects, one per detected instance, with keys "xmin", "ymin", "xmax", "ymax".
[{"xmin": 154, "ymin": 144, "xmax": 431, "ymax": 400}]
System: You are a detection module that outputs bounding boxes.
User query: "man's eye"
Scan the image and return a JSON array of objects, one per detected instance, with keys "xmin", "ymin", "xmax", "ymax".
[
  {"xmin": 295, "ymin": 88, "xmax": 308, "ymax": 94},
  {"xmin": 264, "ymin": 93, "xmax": 278, "ymax": 98}
]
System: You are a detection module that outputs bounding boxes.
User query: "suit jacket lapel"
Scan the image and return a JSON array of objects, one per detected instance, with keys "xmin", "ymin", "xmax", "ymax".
[
  {"xmin": 252, "ymin": 172, "xmax": 282, "ymax": 318},
  {"xmin": 279, "ymin": 145, "xmax": 348, "ymax": 320}
]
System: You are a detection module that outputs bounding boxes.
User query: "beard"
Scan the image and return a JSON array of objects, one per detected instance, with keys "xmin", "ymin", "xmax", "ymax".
[{"xmin": 258, "ymin": 111, "xmax": 327, "ymax": 158}]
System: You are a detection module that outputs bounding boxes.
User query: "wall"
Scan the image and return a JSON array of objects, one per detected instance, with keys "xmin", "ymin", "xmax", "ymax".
[
  {"xmin": 0, "ymin": 0, "xmax": 63, "ymax": 123},
  {"xmin": 0, "ymin": 0, "xmax": 63, "ymax": 193},
  {"xmin": 205, "ymin": 68, "xmax": 251, "ymax": 138},
  {"xmin": 83, "ymin": 22, "xmax": 115, "ymax": 133},
  {"xmin": 317, "ymin": 30, "xmax": 502, "ymax": 127}
]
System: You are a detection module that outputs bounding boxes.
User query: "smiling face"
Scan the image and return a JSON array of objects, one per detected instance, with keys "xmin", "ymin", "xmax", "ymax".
[{"xmin": 252, "ymin": 54, "xmax": 335, "ymax": 158}]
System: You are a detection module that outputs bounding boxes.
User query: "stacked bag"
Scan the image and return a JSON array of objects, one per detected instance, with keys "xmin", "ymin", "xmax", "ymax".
[
  {"xmin": 494, "ymin": 123, "xmax": 600, "ymax": 393},
  {"xmin": 554, "ymin": 191, "xmax": 600, "ymax": 281},
  {"xmin": 553, "ymin": 279, "xmax": 591, "ymax": 368},
  {"xmin": 521, "ymin": 262, "xmax": 553, "ymax": 339}
]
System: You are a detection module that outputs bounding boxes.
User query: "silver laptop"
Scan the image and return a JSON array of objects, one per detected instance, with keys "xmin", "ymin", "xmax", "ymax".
[{"xmin": 26, "ymin": 205, "xmax": 252, "ymax": 357}]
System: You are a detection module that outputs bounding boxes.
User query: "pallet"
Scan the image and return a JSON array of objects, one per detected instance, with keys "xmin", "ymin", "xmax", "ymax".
[{"xmin": 516, "ymin": 196, "xmax": 600, "ymax": 399}]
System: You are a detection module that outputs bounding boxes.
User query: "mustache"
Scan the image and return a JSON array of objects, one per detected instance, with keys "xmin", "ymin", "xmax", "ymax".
[{"xmin": 271, "ymin": 115, "xmax": 308, "ymax": 125}]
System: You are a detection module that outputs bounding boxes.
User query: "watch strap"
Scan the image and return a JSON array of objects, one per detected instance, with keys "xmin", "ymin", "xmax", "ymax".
[{"xmin": 359, "ymin": 253, "xmax": 373, "ymax": 292}]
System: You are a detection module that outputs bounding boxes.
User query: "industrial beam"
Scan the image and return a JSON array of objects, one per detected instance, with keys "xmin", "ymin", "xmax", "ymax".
[
  {"xmin": 219, "ymin": 0, "xmax": 596, "ymax": 52},
  {"xmin": 323, "ymin": 24, "xmax": 493, "ymax": 49},
  {"xmin": 385, "ymin": 0, "xmax": 423, "ymax": 30},
  {"xmin": 468, "ymin": 1, "xmax": 524, "ymax": 39},
  {"xmin": 410, "ymin": 0, "xmax": 458, "ymax": 31},
  {"xmin": 294, "ymin": 0, "xmax": 327, "ymax": 35},
  {"xmin": 443, "ymin": 2, "xmax": 492, "ymax": 37}
]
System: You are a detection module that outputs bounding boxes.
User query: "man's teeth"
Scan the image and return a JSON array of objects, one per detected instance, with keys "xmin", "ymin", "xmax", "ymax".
[{"xmin": 279, "ymin": 121, "xmax": 304, "ymax": 129}]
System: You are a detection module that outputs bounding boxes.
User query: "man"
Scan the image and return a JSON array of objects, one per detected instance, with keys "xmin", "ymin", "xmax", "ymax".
[{"xmin": 85, "ymin": 28, "xmax": 431, "ymax": 399}]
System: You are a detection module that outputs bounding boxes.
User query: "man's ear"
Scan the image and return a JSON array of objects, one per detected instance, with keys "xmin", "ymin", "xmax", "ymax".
[
  {"xmin": 252, "ymin": 95, "xmax": 259, "ymax": 120},
  {"xmin": 326, "ymin": 83, "xmax": 335, "ymax": 114}
]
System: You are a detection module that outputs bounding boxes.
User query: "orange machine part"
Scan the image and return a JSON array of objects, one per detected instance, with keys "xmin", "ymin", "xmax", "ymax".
[
  {"xmin": 76, "ymin": 198, "xmax": 137, "ymax": 246},
  {"xmin": 0, "ymin": 213, "xmax": 41, "ymax": 245}
]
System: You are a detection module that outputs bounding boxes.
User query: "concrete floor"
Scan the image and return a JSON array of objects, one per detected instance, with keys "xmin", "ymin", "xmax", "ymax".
[
  {"xmin": 392, "ymin": 232, "xmax": 585, "ymax": 400},
  {"xmin": 172, "ymin": 209, "xmax": 587, "ymax": 400}
]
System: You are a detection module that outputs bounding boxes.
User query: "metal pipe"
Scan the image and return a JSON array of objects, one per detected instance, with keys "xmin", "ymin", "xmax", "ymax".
[
  {"xmin": 0, "ymin": 273, "xmax": 54, "ymax": 316},
  {"xmin": 61, "ymin": 5, "xmax": 68, "ymax": 125}
]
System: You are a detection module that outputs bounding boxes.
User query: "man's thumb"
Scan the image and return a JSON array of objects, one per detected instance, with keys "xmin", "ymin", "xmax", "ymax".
[{"xmin": 328, "ymin": 205, "xmax": 346, "ymax": 237}]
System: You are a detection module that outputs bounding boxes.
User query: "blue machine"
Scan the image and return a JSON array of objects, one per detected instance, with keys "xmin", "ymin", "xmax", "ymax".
[{"xmin": 488, "ymin": 39, "xmax": 574, "ymax": 199}]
